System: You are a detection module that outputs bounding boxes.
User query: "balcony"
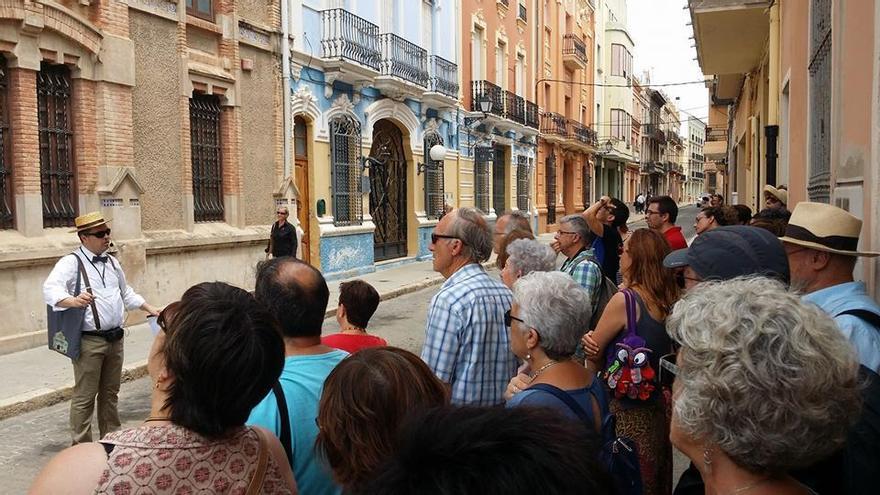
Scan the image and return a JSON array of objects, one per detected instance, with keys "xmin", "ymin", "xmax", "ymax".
[
  {"xmin": 504, "ymin": 90, "xmax": 525, "ymax": 124},
  {"xmin": 525, "ymin": 100, "xmax": 539, "ymax": 129},
  {"xmin": 427, "ymin": 55, "xmax": 459, "ymax": 99},
  {"xmin": 562, "ymin": 34, "xmax": 588, "ymax": 70},
  {"xmin": 569, "ymin": 119, "xmax": 598, "ymax": 147},
  {"xmin": 377, "ymin": 33, "xmax": 429, "ymax": 88},
  {"xmin": 641, "ymin": 161, "xmax": 666, "ymax": 175},
  {"xmin": 688, "ymin": 1, "xmax": 771, "ymax": 100},
  {"xmin": 471, "ymin": 80, "xmax": 505, "ymax": 118},
  {"xmin": 320, "ymin": 9, "xmax": 381, "ymax": 72},
  {"xmin": 540, "ymin": 112, "xmax": 568, "ymax": 139},
  {"xmin": 472, "ymin": 80, "xmax": 539, "ymax": 134}
]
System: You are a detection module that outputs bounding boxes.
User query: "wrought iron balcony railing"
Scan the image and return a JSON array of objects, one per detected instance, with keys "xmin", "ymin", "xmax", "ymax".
[
  {"xmin": 429, "ymin": 55, "xmax": 459, "ymax": 98},
  {"xmin": 471, "ymin": 80, "xmax": 505, "ymax": 118},
  {"xmin": 504, "ymin": 90, "xmax": 525, "ymax": 124},
  {"xmin": 569, "ymin": 119, "xmax": 598, "ymax": 146},
  {"xmin": 540, "ymin": 112, "xmax": 568, "ymax": 137},
  {"xmin": 562, "ymin": 34, "xmax": 588, "ymax": 67},
  {"xmin": 379, "ymin": 33, "xmax": 429, "ymax": 87},
  {"xmin": 525, "ymin": 100, "xmax": 539, "ymax": 129},
  {"xmin": 320, "ymin": 9, "xmax": 381, "ymax": 71}
]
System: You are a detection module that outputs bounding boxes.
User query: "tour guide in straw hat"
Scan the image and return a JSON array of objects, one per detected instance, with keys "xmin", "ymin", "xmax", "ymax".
[
  {"xmin": 781, "ymin": 202, "xmax": 880, "ymax": 374},
  {"xmin": 42, "ymin": 212, "xmax": 159, "ymax": 444}
]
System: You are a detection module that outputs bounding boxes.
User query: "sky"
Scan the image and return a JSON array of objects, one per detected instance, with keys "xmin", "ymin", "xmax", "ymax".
[{"xmin": 626, "ymin": 0, "xmax": 708, "ymax": 130}]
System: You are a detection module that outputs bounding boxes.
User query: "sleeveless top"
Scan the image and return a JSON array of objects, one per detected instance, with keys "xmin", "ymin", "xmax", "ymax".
[
  {"xmin": 630, "ymin": 291, "xmax": 672, "ymax": 376},
  {"xmin": 95, "ymin": 424, "xmax": 295, "ymax": 494}
]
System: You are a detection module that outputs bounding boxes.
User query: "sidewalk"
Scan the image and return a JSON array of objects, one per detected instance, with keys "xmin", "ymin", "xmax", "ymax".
[{"xmin": 0, "ymin": 212, "xmax": 650, "ymax": 420}]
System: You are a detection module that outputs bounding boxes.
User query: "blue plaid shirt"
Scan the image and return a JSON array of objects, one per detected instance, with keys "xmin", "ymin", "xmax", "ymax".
[
  {"xmin": 560, "ymin": 248, "xmax": 602, "ymax": 306},
  {"xmin": 421, "ymin": 263, "xmax": 518, "ymax": 406}
]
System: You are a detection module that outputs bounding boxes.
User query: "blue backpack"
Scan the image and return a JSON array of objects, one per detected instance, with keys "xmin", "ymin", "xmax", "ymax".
[{"xmin": 529, "ymin": 383, "xmax": 644, "ymax": 495}]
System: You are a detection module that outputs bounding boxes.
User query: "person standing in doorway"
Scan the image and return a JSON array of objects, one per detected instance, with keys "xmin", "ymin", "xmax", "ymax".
[
  {"xmin": 267, "ymin": 206, "xmax": 298, "ymax": 258},
  {"xmin": 43, "ymin": 212, "xmax": 159, "ymax": 445}
]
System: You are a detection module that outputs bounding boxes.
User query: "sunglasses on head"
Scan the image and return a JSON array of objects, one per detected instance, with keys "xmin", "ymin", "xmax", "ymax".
[{"xmin": 85, "ymin": 229, "xmax": 111, "ymax": 238}]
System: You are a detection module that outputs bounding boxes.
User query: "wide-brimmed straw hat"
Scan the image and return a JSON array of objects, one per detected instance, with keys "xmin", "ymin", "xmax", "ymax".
[
  {"xmin": 763, "ymin": 185, "xmax": 788, "ymax": 205},
  {"xmin": 780, "ymin": 202, "xmax": 878, "ymax": 257},
  {"xmin": 70, "ymin": 211, "xmax": 111, "ymax": 233}
]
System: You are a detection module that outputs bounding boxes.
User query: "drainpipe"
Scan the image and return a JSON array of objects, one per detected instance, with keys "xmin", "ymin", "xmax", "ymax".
[
  {"xmin": 281, "ymin": 0, "xmax": 292, "ymax": 179},
  {"xmin": 765, "ymin": 1, "xmax": 780, "ymax": 186}
]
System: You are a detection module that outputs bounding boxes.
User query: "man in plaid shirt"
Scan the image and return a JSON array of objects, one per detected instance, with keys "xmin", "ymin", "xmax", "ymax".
[
  {"xmin": 421, "ymin": 207, "xmax": 518, "ymax": 405},
  {"xmin": 553, "ymin": 214, "xmax": 601, "ymax": 304}
]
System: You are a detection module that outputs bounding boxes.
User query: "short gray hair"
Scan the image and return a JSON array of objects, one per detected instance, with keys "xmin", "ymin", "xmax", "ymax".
[
  {"xmin": 513, "ymin": 271, "xmax": 592, "ymax": 360},
  {"xmin": 668, "ymin": 277, "xmax": 861, "ymax": 474},
  {"xmin": 500, "ymin": 210, "xmax": 532, "ymax": 235},
  {"xmin": 506, "ymin": 239, "xmax": 556, "ymax": 276},
  {"xmin": 559, "ymin": 214, "xmax": 590, "ymax": 243},
  {"xmin": 449, "ymin": 207, "xmax": 493, "ymax": 263}
]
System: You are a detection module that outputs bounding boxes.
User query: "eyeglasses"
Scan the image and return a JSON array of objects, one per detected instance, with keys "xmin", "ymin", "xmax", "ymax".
[
  {"xmin": 276, "ymin": 211, "xmax": 288, "ymax": 215},
  {"xmin": 504, "ymin": 309, "xmax": 527, "ymax": 327},
  {"xmin": 675, "ymin": 271, "xmax": 702, "ymax": 289},
  {"xmin": 85, "ymin": 229, "xmax": 111, "ymax": 238},
  {"xmin": 556, "ymin": 230, "xmax": 577, "ymax": 236},
  {"xmin": 645, "ymin": 210, "xmax": 661, "ymax": 216},
  {"xmin": 431, "ymin": 233, "xmax": 460, "ymax": 245}
]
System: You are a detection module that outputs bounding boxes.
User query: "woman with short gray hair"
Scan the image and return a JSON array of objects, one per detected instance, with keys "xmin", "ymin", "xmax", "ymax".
[
  {"xmin": 504, "ymin": 272, "xmax": 607, "ymax": 430},
  {"xmin": 500, "ymin": 239, "xmax": 556, "ymax": 289},
  {"xmin": 668, "ymin": 277, "xmax": 861, "ymax": 495}
]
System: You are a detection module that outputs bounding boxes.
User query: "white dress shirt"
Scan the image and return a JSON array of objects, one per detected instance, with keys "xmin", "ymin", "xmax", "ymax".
[{"xmin": 43, "ymin": 246, "xmax": 146, "ymax": 331}]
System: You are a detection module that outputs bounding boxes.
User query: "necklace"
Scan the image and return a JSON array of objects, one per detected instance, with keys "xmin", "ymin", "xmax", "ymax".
[
  {"xmin": 529, "ymin": 360, "xmax": 560, "ymax": 379},
  {"xmin": 144, "ymin": 416, "xmax": 171, "ymax": 423},
  {"xmin": 721, "ymin": 477, "xmax": 771, "ymax": 495}
]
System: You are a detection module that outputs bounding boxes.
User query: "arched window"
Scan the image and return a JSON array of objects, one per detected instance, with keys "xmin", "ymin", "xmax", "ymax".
[
  {"xmin": 330, "ymin": 114, "xmax": 363, "ymax": 225},
  {"xmin": 423, "ymin": 131, "xmax": 444, "ymax": 219}
]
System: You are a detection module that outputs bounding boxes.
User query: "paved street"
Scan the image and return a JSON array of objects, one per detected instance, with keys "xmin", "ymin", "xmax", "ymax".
[{"xmin": 0, "ymin": 230, "xmax": 696, "ymax": 492}]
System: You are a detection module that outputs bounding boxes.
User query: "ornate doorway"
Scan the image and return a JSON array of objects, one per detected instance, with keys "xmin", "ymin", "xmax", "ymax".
[{"xmin": 369, "ymin": 119, "xmax": 407, "ymax": 262}]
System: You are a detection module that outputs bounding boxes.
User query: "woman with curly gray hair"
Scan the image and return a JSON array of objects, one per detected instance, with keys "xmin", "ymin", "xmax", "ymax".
[
  {"xmin": 500, "ymin": 238, "xmax": 557, "ymax": 289},
  {"xmin": 504, "ymin": 271, "xmax": 608, "ymax": 430},
  {"xmin": 667, "ymin": 277, "xmax": 861, "ymax": 495}
]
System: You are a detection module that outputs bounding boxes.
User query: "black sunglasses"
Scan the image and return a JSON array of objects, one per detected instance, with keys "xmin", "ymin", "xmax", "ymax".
[
  {"xmin": 674, "ymin": 271, "xmax": 701, "ymax": 289},
  {"xmin": 431, "ymin": 233, "xmax": 460, "ymax": 245},
  {"xmin": 504, "ymin": 309, "xmax": 527, "ymax": 327},
  {"xmin": 85, "ymin": 229, "xmax": 111, "ymax": 238}
]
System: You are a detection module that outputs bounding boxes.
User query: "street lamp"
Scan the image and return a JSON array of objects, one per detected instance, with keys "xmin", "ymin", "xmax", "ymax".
[
  {"xmin": 603, "ymin": 139, "xmax": 614, "ymax": 154},
  {"xmin": 464, "ymin": 95, "xmax": 493, "ymax": 127},
  {"xmin": 417, "ymin": 144, "xmax": 449, "ymax": 175}
]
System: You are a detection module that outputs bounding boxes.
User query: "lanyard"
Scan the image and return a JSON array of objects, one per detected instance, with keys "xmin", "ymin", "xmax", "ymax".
[{"xmin": 80, "ymin": 247, "xmax": 108, "ymax": 288}]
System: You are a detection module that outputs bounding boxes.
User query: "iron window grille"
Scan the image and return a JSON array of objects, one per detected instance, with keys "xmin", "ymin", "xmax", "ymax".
[
  {"xmin": 546, "ymin": 152, "xmax": 557, "ymax": 225},
  {"xmin": 516, "ymin": 155, "xmax": 530, "ymax": 212},
  {"xmin": 474, "ymin": 146, "xmax": 492, "ymax": 214},
  {"xmin": 330, "ymin": 114, "xmax": 363, "ymax": 226},
  {"xmin": 0, "ymin": 56, "xmax": 11, "ymax": 229},
  {"xmin": 186, "ymin": 0, "xmax": 213, "ymax": 21},
  {"xmin": 492, "ymin": 146, "xmax": 506, "ymax": 214},
  {"xmin": 190, "ymin": 93, "xmax": 224, "ymax": 222},
  {"xmin": 581, "ymin": 162, "xmax": 591, "ymax": 207},
  {"xmin": 424, "ymin": 132, "xmax": 445, "ymax": 220},
  {"xmin": 38, "ymin": 63, "xmax": 77, "ymax": 228},
  {"xmin": 808, "ymin": 0, "xmax": 831, "ymax": 203}
]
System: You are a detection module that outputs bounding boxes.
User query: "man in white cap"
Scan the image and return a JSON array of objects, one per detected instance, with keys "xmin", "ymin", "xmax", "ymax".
[
  {"xmin": 43, "ymin": 211, "xmax": 159, "ymax": 444},
  {"xmin": 781, "ymin": 201, "xmax": 879, "ymax": 494}
]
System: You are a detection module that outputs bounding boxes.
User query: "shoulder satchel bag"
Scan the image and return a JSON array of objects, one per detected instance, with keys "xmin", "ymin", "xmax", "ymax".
[
  {"xmin": 246, "ymin": 427, "xmax": 271, "ymax": 495},
  {"xmin": 46, "ymin": 254, "xmax": 96, "ymax": 359},
  {"xmin": 272, "ymin": 381, "xmax": 294, "ymax": 464}
]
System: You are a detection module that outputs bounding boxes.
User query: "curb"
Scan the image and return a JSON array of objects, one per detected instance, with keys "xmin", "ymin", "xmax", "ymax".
[{"xmin": 0, "ymin": 260, "xmax": 500, "ymax": 420}]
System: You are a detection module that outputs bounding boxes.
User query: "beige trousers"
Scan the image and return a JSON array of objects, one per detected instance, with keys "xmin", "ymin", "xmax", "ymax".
[{"xmin": 70, "ymin": 334, "xmax": 124, "ymax": 444}]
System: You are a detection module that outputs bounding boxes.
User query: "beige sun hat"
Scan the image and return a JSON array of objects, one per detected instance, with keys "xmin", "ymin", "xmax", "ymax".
[
  {"xmin": 70, "ymin": 211, "xmax": 111, "ymax": 233},
  {"xmin": 780, "ymin": 202, "xmax": 879, "ymax": 257},
  {"xmin": 763, "ymin": 185, "xmax": 788, "ymax": 206}
]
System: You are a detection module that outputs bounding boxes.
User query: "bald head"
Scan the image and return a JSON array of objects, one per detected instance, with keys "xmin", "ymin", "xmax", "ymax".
[{"xmin": 255, "ymin": 258, "xmax": 329, "ymax": 338}]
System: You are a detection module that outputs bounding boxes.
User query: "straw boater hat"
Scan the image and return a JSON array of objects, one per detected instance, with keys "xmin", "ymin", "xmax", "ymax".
[
  {"xmin": 70, "ymin": 211, "xmax": 110, "ymax": 233},
  {"xmin": 763, "ymin": 185, "xmax": 788, "ymax": 206},
  {"xmin": 780, "ymin": 202, "xmax": 879, "ymax": 257}
]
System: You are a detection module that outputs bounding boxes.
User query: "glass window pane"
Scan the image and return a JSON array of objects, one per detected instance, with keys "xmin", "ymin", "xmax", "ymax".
[{"xmin": 197, "ymin": 0, "xmax": 211, "ymax": 14}]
